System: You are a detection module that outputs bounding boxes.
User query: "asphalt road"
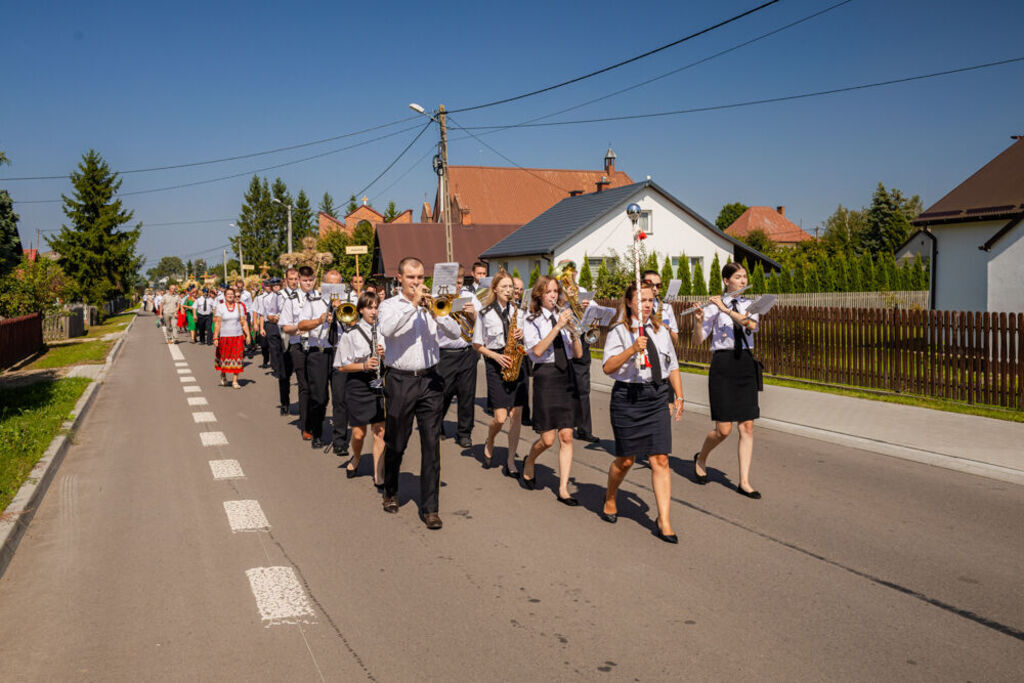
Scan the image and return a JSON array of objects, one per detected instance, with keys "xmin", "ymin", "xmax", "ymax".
[{"xmin": 0, "ymin": 316, "xmax": 1021, "ymax": 681}]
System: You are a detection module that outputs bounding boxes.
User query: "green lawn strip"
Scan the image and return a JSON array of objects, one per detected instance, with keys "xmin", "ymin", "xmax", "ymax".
[
  {"xmin": 589, "ymin": 348, "xmax": 1021, "ymax": 422},
  {"xmin": 0, "ymin": 377, "xmax": 92, "ymax": 513},
  {"xmin": 100, "ymin": 312, "xmax": 136, "ymax": 326},
  {"xmin": 28, "ymin": 340, "xmax": 113, "ymax": 370}
]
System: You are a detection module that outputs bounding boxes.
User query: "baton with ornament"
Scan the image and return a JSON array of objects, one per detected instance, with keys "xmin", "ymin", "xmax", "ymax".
[{"xmin": 626, "ymin": 203, "xmax": 649, "ymax": 371}]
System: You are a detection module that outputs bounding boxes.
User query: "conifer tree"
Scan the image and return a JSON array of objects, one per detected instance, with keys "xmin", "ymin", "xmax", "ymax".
[
  {"xmin": 877, "ymin": 255, "xmax": 892, "ymax": 291},
  {"xmin": 233, "ymin": 176, "xmax": 278, "ymax": 271},
  {"xmin": 319, "ymin": 191, "xmax": 338, "ymax": 219},
  {"xmin": 848, "ymin": 252, "xmax": 863, "ymax": 291},
  {"xmin": 777, "ymin": 266, "xmax": 792, "ymax": 293},
  {"xmin": 806, "ymin": 259, "xmax": 822, "ymax": 292},
  {"xmin": 911, "ymin": 254, "xmax": 927, "ymax": 290},
  {"xmin": 578, "ymin": 255, "xmax": 593, "ymax": 290},
  {"xmin": 0, "ymin": 188, "xmax": 21, "ymax": 279},
  {"xmin": 691, "ymin": 260, "xmax": 708, "ymax": 296},
  {"xmin": 885, "ymin": 256, "xmax": 899, "ymax": 291},
  {"xmin": 529, "ymin": 263, "xmax": 541, "ymax": 287},
  {"xmin": 835, "ymin": 252, "xmax": 851, "ymax": 292},
  {"xmin": 512, "ymin": 267, "xmax": 521, "ymax": 280},
  {"xmin": 751, "ymin": 261, "xmax": 767, "ymax": 294},
  {"xmin": 594, "ymin": 260, "xmax": 611, "ymax": 296},
  {"xmin": 270, "ymin": 178, "xmax": 293, "ymax": 255},
  {"xmin": 347, "ymin": 194, "xmax": 359, "ymax": 215},
  {"xmin": 292, "ymin": 189, "xmax": 316, "ymax": 242},
  {"xmin": 708, "ymin": 253, "xmax": 722, "ymax": 296},
  {"xmin": 48, "ymin": 149, "xmax": 141, "ymax": 305},
  {"xmin": 676, "ymin": 253, "xmax": 692, "ymax": 295},
  {"xmin": 660, "ymin": 256, "xmax": 673, "ymax": 297},
  {"xmin": 791, "ymin": 261, "xmax": 807, "ymax": 293},
  {"xmin": 859, "ymin": 252, "xmax": 876, "ymax": 291}
]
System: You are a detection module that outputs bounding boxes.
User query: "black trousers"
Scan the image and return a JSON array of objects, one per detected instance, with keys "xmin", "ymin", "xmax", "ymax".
[
  {"xmin": 383, "ymin": 368, "xmax": 444, "ymax": 514},
  {"xmin": 289, "ymin": 343, "xmax": 310, "ymax": 432},
  {"xmin": 196, "ymin": 314, "xmax": 212, "ymax": 344},
  {"xmin": 572, "ymin": 358, "xmax": 593, "ymax": 435},
  {"xmin": 438, "ymin": 347, "xmax": 477, "ymax": 440},
  {"xmin": 330, "ymin": 367, "xmax": 350, "ymax": 448},
  {"xmin": 305, "ymin": 347, "xmax": 332, "ymax": 439},
  {"xmin": 268, "ymin": 325, "xmax": 290, "ymax": 407},
  {"xmin": 259, "ymin": 324, "xmax": 270, "ymax": 364}
]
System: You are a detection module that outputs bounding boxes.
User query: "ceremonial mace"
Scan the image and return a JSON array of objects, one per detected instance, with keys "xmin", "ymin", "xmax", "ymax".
[{"xmin": 626, "ymin": 203, "xmax": 649, "ymax": 371}]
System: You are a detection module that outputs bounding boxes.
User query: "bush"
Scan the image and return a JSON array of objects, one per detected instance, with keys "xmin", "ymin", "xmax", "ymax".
[{"xmin": 0, "ymin": 256, "xmax": 78, "ymax": 318}]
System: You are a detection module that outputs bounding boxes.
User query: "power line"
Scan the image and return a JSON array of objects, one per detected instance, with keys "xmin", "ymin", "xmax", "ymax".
[
  {"xmin": 354, "ymin": 122, "xmax": 434, "ymax": 199},
  {"xmin": 461, "ymin": 55, "xmax": 1024, "ymax": 130},
  {"xmin": 448, "ymin": 0, "xmax": 781, "ymax": 114},
  {"xmin": 144, "ymin": 218, "xmax": 234, "ymax": 227},
  {"xmin": 0, "ymin": 116, "xmax": 419, "ymax": 181}
]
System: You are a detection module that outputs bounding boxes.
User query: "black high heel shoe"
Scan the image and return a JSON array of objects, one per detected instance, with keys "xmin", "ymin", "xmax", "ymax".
[
  {"xmin": 502, "ymin": 464, "xmax": 520, "ymax": 479},
  {"xmin": 693, "ymin": 453, "xmax": 708, "ymax": 485},
  {"xmin": 522, "ymin": 475, "xmax": 536, "ymax": 490},
  {"xmin": 652, "ymin": 519, "xmax": 678, "ymax": 544},
  {"xmin": 736, "ymin": 485, "xmax": 762, "ymax": 500}
]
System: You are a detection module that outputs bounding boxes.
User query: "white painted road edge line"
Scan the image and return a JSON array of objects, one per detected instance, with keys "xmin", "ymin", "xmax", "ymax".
[
  {"xmin": 192, "ymin": 411, "xmax": 217, "ymax": 423},
  {"xmin": 187, "ymin": 397, "xmax": 208, "ymax": 406},
  {"xmin": 209, "ymin": 459, "xmax": 245, "ymax": 479},
  {"xmin": 245, "ymin": 567, "xmax": 316, "ymax": 626},
  {"xmin": 200, "ymin": 431, "xmax": 229, "ymax": 447},
  {"xmin": 224, "ymin": 500, "xmax": 271, "ymax": 532}
]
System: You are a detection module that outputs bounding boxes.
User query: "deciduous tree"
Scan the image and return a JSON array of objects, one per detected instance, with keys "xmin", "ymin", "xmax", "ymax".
[{"xmin": 715, "ymin": 202, "xmax": 748, "ymax": 231}]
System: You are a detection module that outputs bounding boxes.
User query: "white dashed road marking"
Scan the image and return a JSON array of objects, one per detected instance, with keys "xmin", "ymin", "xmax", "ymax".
[
  {"xmin": 245, "ymin": 567, "xmax": 315, "ymax": 626},
  {"xmin": 175, "ymin": 361, "xmax": 188, "ymax": 367},
  {"xmin": 168, "ymin": 346, "xmax": 185, "ymax": 361},
  {"xmin": 224, "ymin": 500, "xmax": 270, "ymax": 532},
  {"xmin": 200, "ymin": 431, "xmax": 229, "ymax": 447},
  {"xmin": 192, "ymin": 411, "xmax": 217, "ymax": 423},
  {"xmin": 180, "ymin": 376, "xmax": 197, "ymax": 383},
  {"xmin": 177, "ymin": 368, "xmax": 191, "ymax": 374},
  {"xmin": 209, "ymin": 459, "xmax": 245, "ymax": 479},
  {"xmin": 183, "ymin": 385, "xmax": 201, "ymax": 393},
  {"xmin": 187, "ymin": 397, "xmax": 208, "ymax": 406}
]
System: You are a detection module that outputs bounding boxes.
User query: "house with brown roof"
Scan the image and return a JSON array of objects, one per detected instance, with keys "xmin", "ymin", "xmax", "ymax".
[
  {"xmin": 422, "ymin": 149, "xmax": 633, "ymax": 225},
  {"xmin": 897, "ymin": 137, "xmax": 1024, "ymax": 312},
  {"xmin": 371, "ymin": 223, "xmax": 520, "ymax": 278},
  {"xmin": 318, "ymin": 200, "xmax": 413, "ymax": 238},
  {"xmin": 725, "ymin": 205, "xmax": 814, "ymax": 246}
]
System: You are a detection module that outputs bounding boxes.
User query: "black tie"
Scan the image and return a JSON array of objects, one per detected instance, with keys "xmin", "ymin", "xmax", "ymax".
[
  {"xmin": 497, "ymin": 304, "xmax": 510, "ymax": 341},
  {"xmin": 550, "ymin": 316, "xmax": 568, "ymax": 371},
  {"xmin": 644, "ymin": 323, "xmax": 663, "ymax": 383},
  {"xmin": 730, "ymin": 300, "xmax": 744, "ymax": 357}
]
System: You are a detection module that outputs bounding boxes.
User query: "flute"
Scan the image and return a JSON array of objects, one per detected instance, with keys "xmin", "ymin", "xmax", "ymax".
[{"xmin": 679, "ymin": 284, "xmax": 753, "ymax": 316}]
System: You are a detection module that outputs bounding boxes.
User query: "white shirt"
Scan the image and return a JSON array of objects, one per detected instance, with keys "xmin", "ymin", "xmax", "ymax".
[
  {"xmin": 334, "ymin": 319, "xmax": 386, "ymax": 368},
  {"xmin": 603, "ymin": 322, "xmax": 678, "ymax": 383},
  {"xmin": 700, "ymin": 297, "xmax": 759, "ymax": 352},
  {"xmin": 239, "ymin": 290, "xmax": 254, "ymax": 313},
  {"xmin": 161, "ymin": 293, "xmax": 180, "ymax": 313},
  {"xmin": 378, "ymin": 292, "xmax": 462, "ymax": 371},
  {"xmin": 214, "ymin": 302, "xmax": 245, "ymax": 337},
  {"xmin": 194, "ymin": 296, "xmax": 215, "ymax": 316},
  {"xmin": 300, "ymin": 290, "xmax": 332, "ymax": 348},
  {"xmin": 655, "ymin": 299, "xmax": 679, "ymax": 334},
  {"xmin": 344, "ymin": 289, "xmax": 361, "ymax": 304},
  {"xmin": 278, "ymin": 289, "xmax": 308, "ymax": 345},
  {"xmin": 262, "ymin": 290, "xmax": 283, "ymax": 318},
  {"xmin": 524, "ymin": 307, "xmax": 579, "ymax": 364},
  {"xmin": 473, "ymin": 302, "xmax": 524, "ymax": 350},
  {"xmin": 214, "ymin": 292, "xmax": 226, "ymax": 306}
]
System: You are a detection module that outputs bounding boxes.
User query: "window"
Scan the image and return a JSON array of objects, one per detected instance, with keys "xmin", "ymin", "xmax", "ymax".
[
  {"xmin": 670, "ymin": 256, "xmax": 679, "ymax": 268},
  {"xmin": 638, "ymin": 210, "xmax": 653, "ymax": 235},
  {"xmin": 532, "ymin": 259, "xmax": 541, "ymax": 274},
  {"xmin": 689, "ymin": 256, "xmax": 703, "ymax": 269},
  {"xmin": 588, "ymin": 258, "xmax": 603, "ymax": 271}
]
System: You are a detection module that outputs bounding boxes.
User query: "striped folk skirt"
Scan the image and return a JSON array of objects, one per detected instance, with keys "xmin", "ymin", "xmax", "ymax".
[{"xmin": 215, "ymin": 335, "xmax": 245, "ymax": 374}]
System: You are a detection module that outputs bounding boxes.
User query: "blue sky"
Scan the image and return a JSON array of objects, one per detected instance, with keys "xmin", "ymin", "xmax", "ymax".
[{"xmin": 4, "ymin": 0, "xmax": 1023, "ymax": 271}]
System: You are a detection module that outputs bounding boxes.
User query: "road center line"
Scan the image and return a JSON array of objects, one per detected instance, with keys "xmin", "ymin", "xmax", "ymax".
[
  {"xmin": 187, "ymin": 397, "xmax": 208, "ymax": 406},
  {"xmin": 199, "ymin": 431, "xmax": 228, "ymax": 447},
  {"xmin": 245, "ymin": 567, "xmax": 316, "ymax": 626},
  {"xmin": 192, "ymin": 411, "xmax": 217, "ymax": 423},
  {"xmin": 176, "ymin": 368, "xmax": 190, "ymax": 374},
  {"xmin": 168, "ymin": 346, "xmax": 185, "ymax": 361},
  {"xmin": 224, "ymin": 500, "xmax": 271, "ymax": 532},
  {"xmin": 183, "ymin": 385, "xmax": 201, "ymax": 393},
  {"xmin": 209, "ymin": 459, "xmax": 244, "ymax": 479},
  {"xmin": 179, "ymin": 376, "xmax": 197, "ymax": 383}
]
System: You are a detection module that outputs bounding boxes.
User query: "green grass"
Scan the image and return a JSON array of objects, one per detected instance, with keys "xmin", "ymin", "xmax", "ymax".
[
  {"xmin": 28, "ymin": 340, "xmax": 113, "ymax": 370},
  {"xmin": 100, "ymin": 312, "xmax": 135, "ymax": 326},
  {"xmin": 590, "ymin": 348, "xmax": 1022, "ymax": 423},
  {"xmin": 82, "ymin": 312, "xmax": 136, "ymax": 338},
  {"xmin": 0, "ymin": 378, "xmax": 92, "ymax": 512}
]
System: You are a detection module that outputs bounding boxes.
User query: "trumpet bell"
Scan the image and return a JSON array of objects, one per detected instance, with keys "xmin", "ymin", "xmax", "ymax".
[
  {"xmin": 432, "ymin": 298, "xmax": 451, "ymax": 317},
  {"xmin": 336, "ymin": 302, "xmax": 358, "ymax": 325}
]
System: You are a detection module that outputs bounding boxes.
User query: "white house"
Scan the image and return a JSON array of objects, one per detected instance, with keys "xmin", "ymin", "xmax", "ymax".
[
  {"xmin": 480, "ymin": 180, "xmax": 778, "ymax": 283},
  {"xmin": 897, "ymin": 138, "xmax": 1024, "ymax": 312}
]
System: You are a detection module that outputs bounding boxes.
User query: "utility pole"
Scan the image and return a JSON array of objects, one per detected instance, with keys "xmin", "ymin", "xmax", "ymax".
[
  {"xmin": 223, "ymin": 248, "xmax": 228, "ymax": 282},
  {"xmin": 438, "ymin": 105, "xmax": 453, "ymax": 263},
  {"xmin": 286, "ymin": 203, "xmax": 293, "ymax": 254}
]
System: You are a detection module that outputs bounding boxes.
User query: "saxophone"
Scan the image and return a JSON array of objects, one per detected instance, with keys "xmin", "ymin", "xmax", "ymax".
[
  {"xmin": 555, "ymin": 265, "xmax": 599, "ymax": 344},
  {"xmin": 501, "ymin": 303, "xmax": 526, "ymax": 382}
]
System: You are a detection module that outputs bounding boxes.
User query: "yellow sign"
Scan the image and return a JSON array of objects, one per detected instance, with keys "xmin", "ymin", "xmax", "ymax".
[{"xmin": 345, "ymin": 245, "xmax": 368, "ymax": 255}]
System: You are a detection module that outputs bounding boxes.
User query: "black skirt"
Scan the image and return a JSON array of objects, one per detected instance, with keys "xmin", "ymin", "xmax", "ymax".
[
  {"xmin": 531, "ymin": 363, "xmax": 578, "ymax": 431},
  {"xmin": 708, "ymin": 350, "xmax": 760, "ymax": 422},
  {"xmin": 609, "ymin": 381, "xmax": 672, "ymax": 458},
  {"xmin": 484, "ymin": 353, "xmax": 528, "ymax": 410},
  {"xmin": 346, "ymin": 371, "xmax": 386, "ymax": 426}
]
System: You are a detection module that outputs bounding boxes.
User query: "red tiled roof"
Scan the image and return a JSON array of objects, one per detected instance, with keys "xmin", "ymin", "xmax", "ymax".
[
  {"xmin": 726, "ymin": 206, "xmax": 814, "ymax": 244},
  {"xmin": 440, "ymin": 165, "xmax": 633, "ymax": 225},
  {"xmin": 373, "ymin": 223, "xmax": 519, "ymax": 278},
  {"xmin": 23, "ymin": 248, "xmax": 38, "ymax": 262}
]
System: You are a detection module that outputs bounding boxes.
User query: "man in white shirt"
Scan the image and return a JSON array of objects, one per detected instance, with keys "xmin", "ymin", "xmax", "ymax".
[
  {"xmin": 194, "ymin": 288, "xmax": 216, "ymax": 345},
  {"xmin": 274, "ymin": 269, "xmax": 300, "ymax": 415},
  {"xmin": 254, "ymin": 280, "xmax": 273, "ymax": 368},
  {"xmin": 438, "ymin": 264, "xmax": 478, "ymax": 448},
  {"xmin": 292, "ymin": 269, "xmax": 335, "ymax": 449},
  {"xmin": 280, "ymin": 267, "xmax": 314, "ymax": 439},
  {"xmin": 345, "ymin": 274, "xmax": 365, "ymax": 304},
  {"xmin": 160, "ymin": 286, "xmax": 181, "ymax": 344},
  {"xmin": 378, "ymin": 257, "xmax": 462, "ymax": 530}
]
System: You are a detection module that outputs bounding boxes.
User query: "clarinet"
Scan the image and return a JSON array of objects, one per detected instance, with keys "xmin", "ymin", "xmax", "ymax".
[{"xmin": 369, "ymin": 323, "xmax": 384, "ymax": 389}]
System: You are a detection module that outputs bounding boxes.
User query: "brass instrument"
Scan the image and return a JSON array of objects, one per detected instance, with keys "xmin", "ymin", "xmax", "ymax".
[
  {"xmin": 501, "ymin": 300, "xmax": 526, "ymax": 382},
  {"xmin": 450, "ymin": 287, "xmax": 487, "ymax": 343},
  {"xmin": 334, "ymin": 302, "xmax": 358, "ymax": 326},
  {"xmin": 553, "ymin": 264, "xmax": 599, "ymax": 344},
  {"xmin": 419, "ymin": 293, "xmax": 452, "ymax": 317}
]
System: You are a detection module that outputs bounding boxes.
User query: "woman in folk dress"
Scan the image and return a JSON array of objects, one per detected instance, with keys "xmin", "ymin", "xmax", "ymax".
[{"xmin": 213, "ymin": 287, "xmax": 250, "ymax": 389}]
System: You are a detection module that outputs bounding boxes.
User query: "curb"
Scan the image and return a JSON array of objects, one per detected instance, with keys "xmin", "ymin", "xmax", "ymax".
[
  {"xmin": 589, "ymin": 379, "xmax": 1024, "ymax": 487},
  {"xmin": 0, "ymin": 313, "xmax": 136, "ymax": 579}
]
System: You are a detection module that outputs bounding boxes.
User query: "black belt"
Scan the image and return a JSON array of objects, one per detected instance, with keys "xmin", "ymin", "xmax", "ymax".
[
  {"xmin": 440, "ymin": 346, "xmax": 472, "ymax": 353},
  {"xmin": 386, "ymin": 365, "xmax": 437, "ymax": 377}
]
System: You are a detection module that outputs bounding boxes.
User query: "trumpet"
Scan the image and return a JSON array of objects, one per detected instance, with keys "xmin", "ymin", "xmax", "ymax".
[
  {"xmin": 334, "ymin": 301, "xmax": 358, "ymax": 326},
  {"xmin": 679, "ymin": 284, "xmax": 752, "ymax": 316},
  {"xmin": 419, "ymin": 293, "xmax": 452, "ymax": 317}
]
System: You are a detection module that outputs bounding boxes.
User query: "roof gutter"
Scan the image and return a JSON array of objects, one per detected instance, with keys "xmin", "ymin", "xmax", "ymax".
[
  {"xmin": 978, "ymin": 215, "xmax": 1023, "ymax": 252},
  {"xmin": 921, "ymin": 228, "xmax": 938, "ymax": 309}
]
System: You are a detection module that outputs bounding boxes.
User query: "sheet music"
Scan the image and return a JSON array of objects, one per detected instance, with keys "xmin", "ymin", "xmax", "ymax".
[
  {"xmin": 578, "ymin": 290, "xmax": 595, "ymax": 302},
  {"xmin": 451, "ymin": 296, "xmax": 472, "ymax": 312},
  {"xmin": 746, "ymin": 294, "xmax": 778, "ymax": 317},
  {"xmin": 582, "ymin": 303, "xmax": 616, "ymax": 328},
  {"xmin": 665, "ymin": 279, "xmax": 681, "ymax": 299},
  {"xmin": 431, "ymin": 262, "xmax": 460, "ymax": 297},
  {"xmin": 478, "ymin": 276, "xmax": 493, "ymax": 289},
  {"xmin": 320, "ymin": 283, "xmax": 345, "ymax": 301}
]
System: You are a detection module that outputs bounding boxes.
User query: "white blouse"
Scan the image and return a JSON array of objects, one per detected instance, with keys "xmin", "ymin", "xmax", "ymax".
[
  {"xmin": 603, "ymin": 322, "xmax": 678, "ymax": 383},
  {"xmin": 300, "ymin": 291, "xmax": 332, "ymax": 349},
  {"xmin": 214, "ymin": 302, "xmax": 245, "ymax": 337},
  {"xmin": 334, "ymin": 320, "xmax": 385, "ymax": 368},
  {"xmin": 524, "ymin": 308, "xmax": 578, "ymax": 364},
  {"xmin": 699, "ymin": 297, "xmax": 759, "ymax": 352},
  {"xmin": 473, "ymin": 303, "xmax": 525, "ymax": 349}
]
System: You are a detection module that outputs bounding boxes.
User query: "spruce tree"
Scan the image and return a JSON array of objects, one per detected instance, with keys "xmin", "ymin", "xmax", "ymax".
[
  {"xmin": 677, "ymin": 253, "xmax": 692, "ymax": 295},
  {"xmin": 319, "ymin": 191, "xmax": 338, "ymax": 219},
  {"xmin": 578, "ymin": 255, "xmax": 593, "ymax": 290},
  {"xmin": 292, "ymin": 189, "xmax": 316, "ymax": 243},
  {"xmin": 791, "ymin": 261, "xmax": 807, "ymax": 293},
  {"xmin": 912, "ymin": 254, "xmax": 927, "ymax": 290},
  {"xmin": 660, "ymin": 256, "xmax": 673, "ymax": 297},
  {"xmin": 233, "ymin": 176, "xmax": 278, "ymax": 270},
  {"xmin": 48, "ymin": 149, "xmax": 141, "ymax": 305},
  {"xmin": 0, "ymin": 188, "xmax": 22, "ymax": 279},
  {"xmin": 529, "ymin": 263, "xmax": 541, "ymax": 287},
  {"xmin": 777, "ymin": 267, "xmax": 792, "ymax": 294},
  {"xmin": 751, "ymin": 261, "xmax": 767, "ymax": 294},
  {"xmin": 512, "ymin": 267, "xmax": 521, "ymax": 280},
  {"xmin": 707, "ymin": 253, "xmax": 722, "ymax": 296},
  {"xmin": 347, "ymin": 194, "xmax": 359, "ymax": 215},
  {"xmin": 270, "ymin": 178, "xmax": 293, "ymax": 255},
  {"xmin": 691, "ymin": 260, "xmax": 708, "ymax": 296}
]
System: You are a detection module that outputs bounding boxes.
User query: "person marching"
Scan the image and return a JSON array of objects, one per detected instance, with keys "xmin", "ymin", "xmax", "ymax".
[
  {"xmin": 601, "ymin": 282, "xmax": 685, "ymax": 542},
  {"xmin": 346, "ymin": 274, "xmax": 365, "ymax": 303},
  {"xmin": 322, "ymin": 270, "xmax": 350, "ymax": 457},
  {"xmin": 642, "ymin": 269, "xmax": 680, "ymax": 345},
  {"xmin": 438, "ymin": 265, "xmax": 477, "ymax": 448},
  {"xmin": 160, "ymin": 285, "xmax": 181, "ymax": 344},
  {"xmin": 254, "ymin": 279, "xmax": 273, "ymax": 369},
  {"xmin": 378, "ymin": 257, "xmax": 464, "ymax": 530},
  {"xmin": 183, "ymin": 288, "xmax": 197, "ymax": 343},
  {"xmin": 273, "ymin": 269, "xmax": 298, "ymax": 415},
  {"xmin": 334, "ymin": 290, "xmax": 386, "ymax": 487},
  {"xmin": 194, "ymin": 288, "xmax": 215, "ymax": 345},
  {"xmin": 690, "ymin": 262, "xmax": 763, "ymax": 499},
  {"xmin": 512, "ymin": 276, "xmax": 532, "ymax": 427},
  {"xmin": 472, "ymin": 271, "xmax": 526, "ymax": 478},
  {"xmin": 293, "ymin": 269, "xmax": 336, "ymax": 450},
  {"xmin": 280, "ymin": 266, "xmax": 315, "ymax": 440},
  {"xmin": 213, "ymin": 286, "xmax": 250, "ymax": 389},
  {"xmin": 521, "ymin": 275, "xmax": 583, "ymax": 504}
]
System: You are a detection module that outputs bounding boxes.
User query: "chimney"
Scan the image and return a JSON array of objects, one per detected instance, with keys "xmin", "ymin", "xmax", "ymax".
[
  {"xmin": 777, "ymin": 205, "xmax": 786, "ymax": 217},
  {"xmin": 595, "ymin": 175, "xmax": 610, "ymax": 193},
  {"xmin": 569, "ymin": 190, "xmax": 583, "ymax": 197},
  {"xmin": 604, "ymin": 147, "xmax": 617, "ymax": 175}
]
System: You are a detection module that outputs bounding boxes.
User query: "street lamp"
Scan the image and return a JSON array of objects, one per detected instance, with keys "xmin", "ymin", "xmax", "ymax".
[
  {"xmin": 409, "ymin": 102, "xmax": 453, "ymax": 263},
  {"xmin": 272, "ymin": 197, "xmax": 294, "ymax": 254}
]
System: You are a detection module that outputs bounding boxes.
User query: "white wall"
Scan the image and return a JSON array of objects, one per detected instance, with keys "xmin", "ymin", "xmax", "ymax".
[
  {"xmin": 555, "ymin": 187, "xmax": 734, "ymax": 288},
  {"xmin": 986, "ymin": 221, "xmax": 1024, "ymax": 313},
  {"xmin": 932, "ymin": 221, "xmax": 1002, "ymax": 311}
]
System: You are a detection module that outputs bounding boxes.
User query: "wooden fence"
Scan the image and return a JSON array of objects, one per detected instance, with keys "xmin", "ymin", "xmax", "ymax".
[
  {"xmin": 0, "ymin": 313, "xmax": 43, "ymax": 369},
  {"xmin": 593, "ymin": 303, "xmax": 1024, "ymax": 410},
  {"xmin": 668, "ymin": 290, "xmax": 929, "ymax": 310},
  {"xmin": 42, "ymin": 308, "xmax": 85, "ymax": 342}
]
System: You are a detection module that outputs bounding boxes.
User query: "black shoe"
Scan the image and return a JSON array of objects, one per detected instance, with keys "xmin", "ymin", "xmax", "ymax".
[
  {"xmin": 345, "ymin": 466, "xmax": 358, "ymax": 479},
  {"xmin": 653, "ymin": 527, "xmax": 679, "ymax": 544},
  {"xmin": 382, "ymin": 496, "xmax": 399, "ymax": 513},
  {"xmin": 261, "ymin": 362, "xmax": 269, "ymax": 369},
  {"xmin": 279, "ymin": 405, "xmax": 288, "ymax": 416},
  {"xmin": 576, "ymin": 430, "xmax": 600, "ymax": 443},
  {"xmin": 557, "ymin": 495, "xmax": 579, "ymax": 507},
  {"xmin": 736, "ymin": 486, "xmax": 762, "ymax": 500},
  {"xmin": 600, "ymin": 511, "xmax": 618, "ymax": 524},
  {"xmin": 521, "ymin": 417, "xmax": 532, "ymax": 427},
  {"xmin": 522, "ymin": 476, "xmax": 537, "ymax": 490},
  {"xmin": 333, "ymin": 445, "xmax": 349, "ymax": 457},
  {"xmin": 502, "ymin": 464, "xmax": 520, "ymax": 479},
  {"xmin": 693, "ymin": 453, "xmax": 708, "ymax": 485},
  {"xmin": 422, "ymin": 512, "xmax": 443, "ymax": 530},
  {"xmin": 311, "ymin": 438, "xmax": 324, "ymax": 449},
  {"xmin": 456, "ymin": 436, "xmax": 472, "ymax": 449}
]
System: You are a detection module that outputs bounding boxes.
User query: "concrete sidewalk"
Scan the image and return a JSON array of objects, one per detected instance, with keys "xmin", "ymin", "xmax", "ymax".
[{"xmin": 588, "ymin": 359, "xmax": 1024, "ymax": 485}]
